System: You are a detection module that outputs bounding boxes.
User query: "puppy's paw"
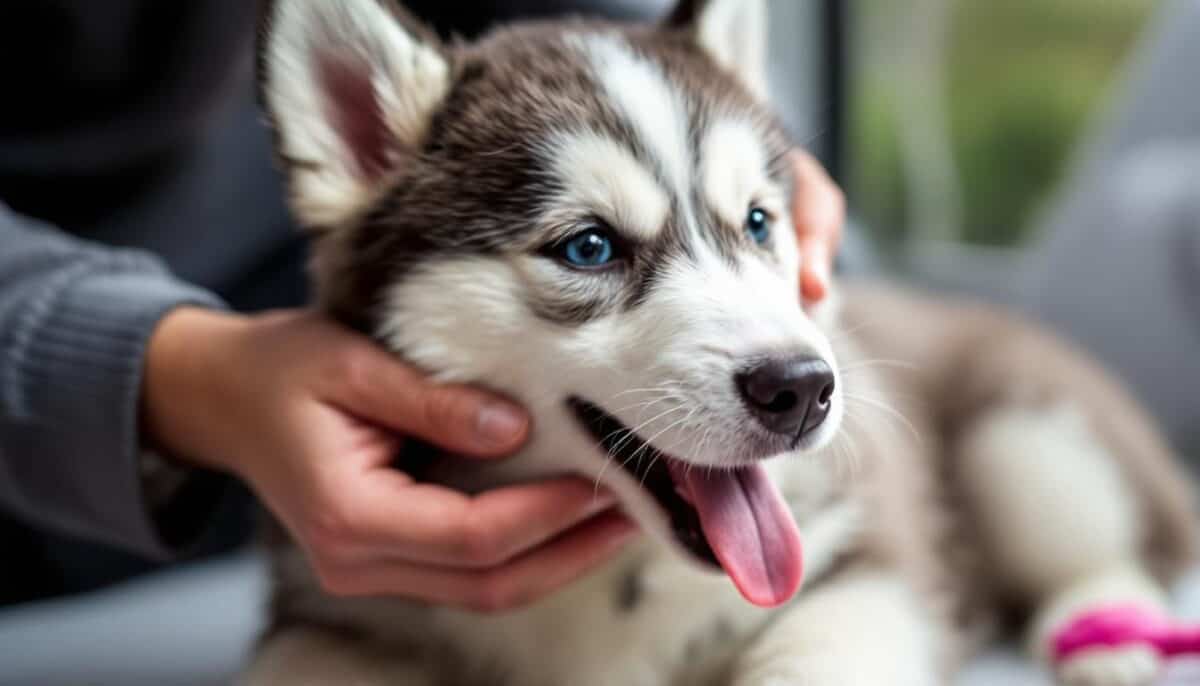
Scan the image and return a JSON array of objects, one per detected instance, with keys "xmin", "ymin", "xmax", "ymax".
[
  {"xmin": 1028, "ymin": 566, "xmax": 1171, "ymax": 686},
  {"xmin": 1057, "ymin": 645, "xmax": 1162, "ymax": 686}
]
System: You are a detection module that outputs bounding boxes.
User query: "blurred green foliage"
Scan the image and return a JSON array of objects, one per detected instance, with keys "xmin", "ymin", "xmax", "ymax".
[{"xmin": 849, "ymin": 0, "xmax": 1155, "ymax": 247}]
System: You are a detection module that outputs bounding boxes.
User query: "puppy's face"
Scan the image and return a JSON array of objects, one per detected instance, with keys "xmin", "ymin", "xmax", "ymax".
[{"xmin": 261, "ymin": 0, "xmax": 842, "ymax": 607}]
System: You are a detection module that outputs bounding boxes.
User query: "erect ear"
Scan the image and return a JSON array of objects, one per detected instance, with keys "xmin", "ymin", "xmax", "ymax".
[
  {"xmin": 259, "ymin": 0, "xmax": 450, "ymax": 229},
  {"xmin": 667, "ymin": 0, "xmax": 768, "ymax": 98}
]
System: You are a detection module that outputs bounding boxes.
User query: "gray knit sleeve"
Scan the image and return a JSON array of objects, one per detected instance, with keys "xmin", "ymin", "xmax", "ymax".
[{"xmin": 0, "ymin": 202, "xmax": 229, "ymax": 559}]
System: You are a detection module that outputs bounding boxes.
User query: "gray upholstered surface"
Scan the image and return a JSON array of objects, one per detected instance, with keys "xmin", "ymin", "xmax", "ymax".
[
  {"xmin": 0, "ymin": 552, "xmax": 1197, "ymax": 686},
  {"xmin": 0, "ymin": 553, "xmax": 266, "ymax": 686}
]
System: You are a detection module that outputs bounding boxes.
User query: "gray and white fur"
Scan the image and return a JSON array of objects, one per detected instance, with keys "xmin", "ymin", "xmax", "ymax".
[{"xmin": 244, "ymin": 1, "xmax": 1199, "ymax": 684}]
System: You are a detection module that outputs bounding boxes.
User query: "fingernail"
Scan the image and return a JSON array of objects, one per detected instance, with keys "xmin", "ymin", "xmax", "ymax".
[{"xmin": 475, "ymin": 401, "xmax": 528, "ymax": 445}]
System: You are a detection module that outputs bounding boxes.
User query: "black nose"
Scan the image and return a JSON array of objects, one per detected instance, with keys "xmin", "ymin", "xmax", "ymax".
[{"xmin": 736, "ymin": 356, "xmax": 835, "ymax": 438}]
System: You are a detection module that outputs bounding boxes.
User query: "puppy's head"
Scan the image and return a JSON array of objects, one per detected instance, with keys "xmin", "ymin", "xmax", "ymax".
[{"xmin": 260, "ymin": 0, "xmax": 842, "ymax": 607}]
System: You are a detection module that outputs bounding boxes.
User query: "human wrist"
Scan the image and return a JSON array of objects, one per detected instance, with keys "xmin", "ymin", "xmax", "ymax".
[{"xmin": 142, "ymin": 305, "xmax": 253, "ymax": 475}]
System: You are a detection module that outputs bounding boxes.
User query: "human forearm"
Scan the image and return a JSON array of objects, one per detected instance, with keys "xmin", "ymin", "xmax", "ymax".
[{"xmin": 0, "ymin": 203, "xmax": 228, "ymax": 557}]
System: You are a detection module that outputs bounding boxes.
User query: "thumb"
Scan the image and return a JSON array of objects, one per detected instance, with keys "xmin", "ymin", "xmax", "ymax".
[
  {"xmin": 325, "ymin": 341, "xmax": 530, "ymax": 458},
  {"xmin": 415, "ymin": 383, "xmax": 532, "ymax": 458}
]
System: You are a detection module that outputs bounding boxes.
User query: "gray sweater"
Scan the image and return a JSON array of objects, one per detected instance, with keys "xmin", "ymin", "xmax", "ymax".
[
  {"xmin": 0, "ymin": 0, "xmax": 665, "ymax": 601},
  {"xmin": 0, "ymin": 1, "xmax": 299, "ymax": 601}
]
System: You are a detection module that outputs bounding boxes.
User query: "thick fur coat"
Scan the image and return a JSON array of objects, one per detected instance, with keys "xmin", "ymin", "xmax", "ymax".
[{"xmin": 244, "ymin": 1, "xmax": 1198, "ymax": 684}]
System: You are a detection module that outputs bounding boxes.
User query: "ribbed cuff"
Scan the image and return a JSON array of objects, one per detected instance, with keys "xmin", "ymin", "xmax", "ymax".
[{"xmin": 7, "ymin": 262, "xmax": 229, "ymax": 559}]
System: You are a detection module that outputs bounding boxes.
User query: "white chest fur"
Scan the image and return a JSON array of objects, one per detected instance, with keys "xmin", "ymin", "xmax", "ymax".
[{"xmin": 262, "ymin": 455, "xmax": 861, "ymax": 686}]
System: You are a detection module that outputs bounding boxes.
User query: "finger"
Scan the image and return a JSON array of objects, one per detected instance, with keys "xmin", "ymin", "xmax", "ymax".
[
  {"xmin": 322, "ymin": 511, "xmax": 639, "ymax": 611},
  {"xmin": 790, "ymin": 150, "xmax": 844, "ymax": 242},
  {"xmin": 789, "ymin": 151, "xmax": 845, "ymax": 302},
  {"xmin": 323, "ymin": 340, "xmax": 530, "ymax": 457},
  {"xmin": 348, "ymin": 472, "xmax": 619, "ymax": 568}
]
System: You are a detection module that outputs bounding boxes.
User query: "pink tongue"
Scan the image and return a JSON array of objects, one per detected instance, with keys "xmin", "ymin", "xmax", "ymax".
[{"xmin": 669, "ymin": 463, "xmax": 804, "ymax": 607}]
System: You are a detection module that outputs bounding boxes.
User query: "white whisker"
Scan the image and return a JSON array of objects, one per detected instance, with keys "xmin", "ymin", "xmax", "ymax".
[{"xmin": 844, "ymin": 392, "xmax": 922, "ymax": 445}]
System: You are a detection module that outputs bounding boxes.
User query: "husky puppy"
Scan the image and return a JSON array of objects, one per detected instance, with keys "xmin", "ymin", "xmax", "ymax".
[{"xmin": 246, "ymin": 1, "xmax": 1198, "ymax": 684}]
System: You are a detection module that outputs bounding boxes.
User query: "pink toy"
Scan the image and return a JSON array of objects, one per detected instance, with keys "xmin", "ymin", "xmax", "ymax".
[{"xmin": 1052, "ymin": 604, "xmax": 1200, "ymax": 663}]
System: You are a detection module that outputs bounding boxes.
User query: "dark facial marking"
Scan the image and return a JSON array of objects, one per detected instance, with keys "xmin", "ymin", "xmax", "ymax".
[
  {"xmin": 615, "ymin": 566, "xmax": 645, "ymax": 613},
  {"xmin": 624, "ymin": 220, "xmax": 694, "ymax": 311},
  {"xmin": 524, "ymin": 284, "xmax": 624, "ymax": 326}
]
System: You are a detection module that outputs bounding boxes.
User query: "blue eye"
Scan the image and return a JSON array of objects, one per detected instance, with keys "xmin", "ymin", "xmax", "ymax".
[
  {"xmin": 745, "ymin": 207, "xmax": 771, "ymax": 244},
  {"xmin": 559, "ymin": 229, "xmax": 616, "ymax": 268}
]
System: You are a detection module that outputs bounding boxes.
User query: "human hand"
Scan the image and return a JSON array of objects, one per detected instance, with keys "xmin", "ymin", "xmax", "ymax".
[
  {"xmin": 789, "ymin": 150, "xmax": 845, "ymax": 303},
  {"xmin": 143, "ymin": 308, "xmax": 636, "ymax": 612}
]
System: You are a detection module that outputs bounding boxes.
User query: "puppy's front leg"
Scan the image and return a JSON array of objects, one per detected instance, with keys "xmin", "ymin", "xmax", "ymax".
[
  {"xmin": 730, "ymin": 571, "xmax": 943, "ymax": 686},
  {"xmin": 241, "ymin": 627, "xmax": 436, "ymax": 686}
]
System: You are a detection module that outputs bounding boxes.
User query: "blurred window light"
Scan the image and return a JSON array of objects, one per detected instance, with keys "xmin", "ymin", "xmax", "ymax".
[{"xmin": 847, "ymin": 0, "xmax": 1157, "ymax": 251}]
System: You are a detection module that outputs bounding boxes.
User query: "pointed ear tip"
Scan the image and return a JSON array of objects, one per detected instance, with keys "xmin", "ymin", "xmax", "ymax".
[
  {"xmin": 669, "ymin": 0, "xmax": 769, "ymax": 90},
  {"xmin": 255, "ymin": 0, "xmax": 452, "ymax": 232},
  {"xmin": 667, "ymin": 0, "xmax": 768, "ymax": 26},
  {"xmin": 259, "ymin": 0, "xmax": 446, "ymax": 66}
]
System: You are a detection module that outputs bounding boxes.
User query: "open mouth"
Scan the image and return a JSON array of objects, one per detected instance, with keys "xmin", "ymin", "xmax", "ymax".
[
  {"xmin": 567, "ymin": 397, "xmax": 717, "ymax": 566},
  {"xmin": 567, "ymin": 397, "xmax": 805, "ymax": 607}
]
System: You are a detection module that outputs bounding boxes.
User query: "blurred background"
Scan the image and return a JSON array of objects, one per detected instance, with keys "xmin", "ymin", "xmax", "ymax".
[
  {"xmin": 850, "ymin": 0, "xmax": 1154, "ymax": 249},
  {"xmin": 772, "ymin": 0, "xmax": 1200, "ymax": 470}
]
